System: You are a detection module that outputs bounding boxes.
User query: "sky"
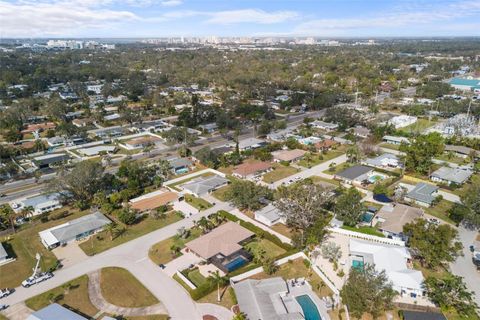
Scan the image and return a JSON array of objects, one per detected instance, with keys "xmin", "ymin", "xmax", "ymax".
[{"xmin": 1, "ymin": 0, "xmax": 480, "ymax": 38}]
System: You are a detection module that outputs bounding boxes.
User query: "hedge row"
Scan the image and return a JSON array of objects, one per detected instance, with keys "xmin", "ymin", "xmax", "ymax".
[
  {"xmin": 217, "ymin": 210, "xmax": 294, "ymax": 252},
  {"xmin": 173, "ymin": 273, "xmax": 218, "ymax": 301}
]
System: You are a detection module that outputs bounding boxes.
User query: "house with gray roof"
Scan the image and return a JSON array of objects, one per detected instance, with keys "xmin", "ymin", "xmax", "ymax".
[
  {"xmin": 430, "ymin": 166, "xmax": 473, "ymax": 185},
  {"xmin": 383, "ymin": 135, "xmax": 410, "ymax": 145},
  {"xmin": 335, "ymin": 165, "xmax": 374, "ymax": 184},
  {"xmin": 444, "ymin": 145, "xmax": 479, "ymax": 159},
  {"xmin": 10, "ymin": 192, "xmax": 62, "ymax": 216},
  {"xmin": 233, "ymin": 277, "xmax": 304, "ymax": 320},
  {"xmin": 39, "ymin": 212, "xmax": 111, "ymax": 249},
  {"xmin": 237, "ymin": 138, "xmax": 268, "ymax": 151},
  {"xmin": 180, "ymin": 175, "xmax": 229, "ymax": 197},
  {"xmin": 32, "ymin": 153, "xmax": 69, "ymax": 169},
  {"xmin": 254, "ymin": 204, "xmax": 285, "ymax": 226},
  {"xmin": 27, "ymin": 303, "xmax": 87, "ymax": 320},
  {"xmin": 405, "ymin": 183, "xmax": 439, "ymax": 207}
]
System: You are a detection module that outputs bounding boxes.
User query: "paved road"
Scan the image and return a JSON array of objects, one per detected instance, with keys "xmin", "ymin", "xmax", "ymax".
[
  {"xmin": 450, "ymin": 226, "xmax": 480, "ymax": 306},
  {"xmin": 1, "ymin": 202, "xmax": 234, "ymax": 320}
]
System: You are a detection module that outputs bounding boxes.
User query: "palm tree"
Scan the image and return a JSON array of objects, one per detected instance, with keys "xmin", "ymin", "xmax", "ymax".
[
  {"xmin": 0, "ymin": 205, "xmax": 19, "ymax": 233},
  {"xmin": 209, "ymin": 271, "xmax": 228, "ymax": 302},
  {"xmin": 20, "ymin": 205, "xmax": 34, "ymax": 220},
  {"xmin": 104, "ymin": 222, "xmax": 118, "ymax": 241}
]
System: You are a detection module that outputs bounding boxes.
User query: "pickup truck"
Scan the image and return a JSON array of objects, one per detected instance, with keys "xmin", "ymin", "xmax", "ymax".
[
  {"xmin": 21, "ymin": 272, "xmax": 53, "ymax": 288},
  {"xmin": 0, "ymin": 289, "xmax": 11, "ymax": 299}
]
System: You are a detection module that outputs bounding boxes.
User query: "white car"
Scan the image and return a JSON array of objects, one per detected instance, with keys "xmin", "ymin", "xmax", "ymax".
[
  {"xmin": 22, "ymin": 272, "xmax": 53, "ymax": 288},
  {"xmin": 0, "ymin": 289, "xmax": 11, "ymax": 299}
]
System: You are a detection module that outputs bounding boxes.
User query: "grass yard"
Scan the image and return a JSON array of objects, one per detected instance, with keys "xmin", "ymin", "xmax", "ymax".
[
  {"xmin": 0, "ymin": 209, "xmax": 91, "ymax": 288},
  {"xmin": 100, "ymin": 267, "xmax": 159, "ymax": 308},
  {"xmin": 244, "ymin": 238, "xmax": 287, "ymax": 259},
  {"xmin": 148, "ymin": 228, "xmax": 203, "ymax": 265},
  {"xmin": 398, "ymin": 118, "xmax": 437, "ymax": 135},
  {"xmin": 250, "ymin": 258, "xmax": 333, "ymax": 297},
  {"xmin": 184, "ymin": 194, "xmax": 212, "ymax": 211},
  {"xmin": 270, "ymin": 223, "xmax": 294, "ymax": 238},
  {"xmin": 79, "ymin": 212, "xmax": 182, "ymax": 256},
  {"xmin": 197, "ymin": 286, "xmax": 237, "ymax": 309},
  {"xmin": 379, "ymin": 143, "xmax": 401, "ymax": 151},
  {"xmin": 25, "ymin": 275, "xmax": 99, "ymax": 317},
  {"xmin": 323, "ymin": 162, "xmax": 352, "ymax": 175},
  {"xmin": 298, "ymin": 145, "xmax": 348, "ymax": 168},
  {"xmin": 424, "ymin": 199, "xmax": 455, "ymax": 225},
  {"xmin": 211, "ymin": 185, "xmax": 231, "ymax": 201},
  {"xmin": 309, "ymin": 176, "xmax": 341, "ymax": 187},
  {"xmin": 262, "ymin": 163, "xmax": 299, "ymax": 184},
  {"xmin": 435, "ymin": 153, "xmax": 470, "ymax": 165},
  {"xmin": 186, "ymin": 269, "xmax": 209, "ymax": 287},
  {"xmin": 341, "ymin": 225, "xmax": 385, "ymax": 237}
]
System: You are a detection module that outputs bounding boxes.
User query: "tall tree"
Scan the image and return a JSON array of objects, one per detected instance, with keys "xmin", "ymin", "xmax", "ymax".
[
  {"xmin": 225, "ymin": 180, "xmax": 272, "ymax": 211},
  {"xmin": 341, "ymin": 264, "xmax": 396, "ymax": 319},
  {"xmin": 401, "ymin": 132, "xmax": 444, "ymax": 175},
  {"xmin": 460, "ymin": 177, "xmax": 480, "ymax": 228},
  {"xmin": 334, "ymin": 188, "xmax": 364, "ymax": 227}
]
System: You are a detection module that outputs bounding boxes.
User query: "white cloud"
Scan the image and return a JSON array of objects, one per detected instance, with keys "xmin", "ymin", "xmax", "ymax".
[
  {"xmin": 161, "ymin": 9, "xmax": 298, "ymax": 24},
  {"xmin": 0, "ymin": 0, "xmax": 138, "ymax": 37},
  {"xmin": 160, "ymin": 0, "xmax": 182, "ymax": 7},
  {"xmin": 293, "ymin": 0, "xmax": 480, "ymax": 35}
]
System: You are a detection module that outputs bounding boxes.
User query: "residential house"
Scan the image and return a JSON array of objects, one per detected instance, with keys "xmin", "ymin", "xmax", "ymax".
[
  {"xmin": 129, "ymin": 188, "xmax": 180, "ymax": 212},
  {"xmin": 199, "ymin": 123, "xmax": 218, "ymax": 133},
  {"xmin": 335, "ymin": 165, "xmax": 374, "ymax": 185},
  {"xmin": 77, "ymin": 145, "xmax": 117, "ymax": 157},
  {"xmin": 363, "ymin": 153, "xmax": 402, "ymax": 169},
  {"xmin": 254, "ymin": 204, "xmax": 285, "ymax": 226},
  {"xmin": 122, "ymin": 136, "xmax": 163, "ymax": 150},
  {"xmin": 383, "ymin": 135, "xmax": 410, "ymax": 145},
  {"xmin": 373, "ymin": 204, "xmax": 423, "ymax": 241},
  {"xmin": 311, "ymin": 120, "xmax": 339, "ymax": 131},
  {"xmin": 430, "ymin": 166, "xmax": 473, "ymax": 185},
  {"xmin": 237, "ymin": 138, "xmax": 268, "ymax": 151},
  {"xmin": 32, "ymin": 153, "xmax": 69, "ymax": 169},
  {"xmin": 27, "ymin": 303, "xmax": 88, "ymax": 320},
  {"xmin": 349, "ymin": 239, "xmax": 424, "ymax": 297},
  {"xmin": 444, "ymin": 145, "xmax": 479, "ymax": 159},
  {"xmin": 233, "ymin": 161, "xmax": 272, "ymax": 180},
  {"xmin": 186, "ymin": 221, "xmax": 254, "ymax": 273},
  {"xmin": 86, "ymin": 84, "xmax": 103, "ymax": 94},
  {"xmin": 405, "ymin": 183, "xmax": 439, "ymax": 207},
  {"xmin": 352, "ymin": 126, "xmax": 371, "ymax": 139},
  {"xmin": 72, "ymin": 118, "xmax": 93, "ymax": 128},
  {"xmin": 39, "ymin": 212, "xmax": 111, "ymax": 249},
  {"xmin": 180, "ymin": 175, "xmax": 229, "ymax": 197},
  {"xmin": 89, "ymin": 126, "xmax": 126, "ymax": 139},
  {"xmin": 10, "ymin": 192, "xmax": 62, "ymax": 216},
  {"xmin": 130, "ymin": 120, "xmax": 168, "ymax": 133},
  {"xmin": 168, "ymin": 157, "xmax": 193, "ymax": 174},
  {"xmin": 21, "ymin": 122, "xmax": 56, "ymax": 134},
  {"xmin": 315, "ymin": 139, "xmax": 338, "ymax": 152},
  {"xmin": 233, "ymin": 277, "xmax": 304, "ymax": 320},
  {"xmin": 272, "ymin": 149, "xmax": 306, "ymax": 163}
]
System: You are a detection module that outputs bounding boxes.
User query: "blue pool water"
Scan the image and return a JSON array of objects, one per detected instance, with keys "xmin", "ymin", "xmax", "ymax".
[
  {"xmin": 368, "ymin": 175, "xmax": 383, "ymax": 183},
  {"xmin": 224, "ymin": 256, "xmax": 247, "ymax": 272},
  {"xmin": 296, "ymin": 295, "xmax": 321, "ymax": 320},
  {"xmin": 175, "ymin": 167, "xmax": 189, "ymax": 174},
  {"xmin": 362, "ymin": 212, "xmax": 374, "ymax": 223},
  {"xmin": 352, "ymin": 260, "xmax": 364, "ymax": 270}
]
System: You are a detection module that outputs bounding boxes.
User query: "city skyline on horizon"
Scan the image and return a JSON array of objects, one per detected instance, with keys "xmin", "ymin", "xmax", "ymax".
[{"xmin": 1, "ymin": 0, "xmax": 480, "ymax": 38}]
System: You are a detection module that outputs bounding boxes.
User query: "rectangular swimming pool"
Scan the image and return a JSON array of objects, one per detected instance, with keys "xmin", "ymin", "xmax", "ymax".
[
  {"xmin": 296, "ymin": 294, "xmax": 321, "ymax": 320},
  {"xmin": 224, "ymin": 256, "xmax": 248, "ymax": 272}
]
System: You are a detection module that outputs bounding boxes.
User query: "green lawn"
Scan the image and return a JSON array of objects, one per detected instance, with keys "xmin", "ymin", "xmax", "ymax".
[
  {"xmin": 186, "ymin": 269, "xmax": 209, "ymax": 287},
  {"xmin": 435, "ymin": 153, "xmax": 470, "ymax": 165},
  {"xmin": 244, "ymin": 238, "xmax": 287, "ymax": 259},
  {"xmin": 309, "ymin": 176, "xmax": 341, "ymax": 187},
  {"xmin": 79, "ymin": 212, "xmax": 182, "ymax": 256},
  {"xmin": 298, "ymin": 145, "xmax": 348, "ymax": 168},
  {"xmin": 323, "ymin": 162, "xmax": 352, "ymax": 175},
  {"xmin": 0, "ymin": 209, "xmax": 91, "ymax": 288},
  {"xmin": 341, "ymin": 225, "xmax": 385, "ymax": 237},
  {"xmin": 379, "ymin": 143, "xmax": 401, "ymax": 151},
  {"xmin": 184, "ymin": 194, "xmax": 212, "ymax": 211},
  {"xmin": 148, "ymin": 228, "xmax": 203, "ymax": 265},
  {"xmin": 397, "ymin": 118, "xmax": 437, "ymax": 135},
  {"xmin": 100, "ymin": 267, "xmax": 159, "ymax": 308},
  {"xmin": 211, "ymin": 185, "xmax": 231, "ymax": 201},
  {"xmin": 423, "ymin": 199, "xmax": 456, "ymax": 225},
  {"xmin": 263, "ymin": 163, "xmax": 299, "ymax": 184},
  {"xmin": 25, "ymin": 275, "xmax": 99, "ymax": 317},
  {"xmin": 250, "ymin": 258, "xmax": 333, "ymax": 297}
]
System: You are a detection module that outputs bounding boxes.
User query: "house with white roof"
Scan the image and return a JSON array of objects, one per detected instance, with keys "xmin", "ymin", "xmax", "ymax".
[
  {"xmin": 254, "ymin": 204, "xmax": 286, "ymax": 226},
  {"xmin": 430, "ymin": 166, "xmax": 473, "ymax": 186},
  {"xmin": 363, "ymin": 153, "xmax": 402, "ymax": 169},
  {"xmin": 383, "ymin": 135, "xmax": 410, "ymax": 145},
  {"xmin": 10, "ymin": 193, "xmax": 62, "ymax": 216},
  {"xmin": 349, "ymin": 239, "xmax": 424, "ymax": 298}
]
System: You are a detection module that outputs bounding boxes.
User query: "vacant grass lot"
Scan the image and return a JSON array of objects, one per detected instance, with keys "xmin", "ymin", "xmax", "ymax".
[
  {"xmin": 100, "ymin": 267, "xmax": 159, "ymax": 308},
  {"xmin": 249, "ymin": 258, "xmax": 333, "ymax": 297},
  {"xmin": 148, "ymin": 228, "xmax": 203, "ymax": 265},
  {"xmin": 184, "ymin": 194, "xmax": 212, "ymax": 210},
  {"xmin": 262, "ymin": 163, "xmax": 299, "ymax": 183},
  {"xmin": 0, "ymin": 209, "xmax": 91, "ymax": 288},
  {"xmin": 244, "ymin": 238, "xmax": 287, "ymax": 259},
  {"xmin": 80, "ymin": 212, "xmax": 182, "ymax": 256},
  {"xmin": 25, "ymin": 275, "xmax": 99, "ymax": 317},
  {"xmin": 397, "ymin": 118, "xmax": 437, "ymax": 135}
]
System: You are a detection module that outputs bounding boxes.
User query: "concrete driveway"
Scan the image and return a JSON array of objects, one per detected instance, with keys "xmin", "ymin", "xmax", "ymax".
[
  {"xmin": 164, "ymin": 251, "xmax": 203, "ymax": 277},
  {"xmin": 450, "ymin": 226, "xmax": 480, "ymax": 306},
  {"xmin": 52, "ymin": 242, "xmax": 88, "ymax": 269}
]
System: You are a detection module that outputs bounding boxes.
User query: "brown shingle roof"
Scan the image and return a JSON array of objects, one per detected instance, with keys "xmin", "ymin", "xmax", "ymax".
[
  {"xmin": 272, "ymin": 149, "xmax": 306, "ymax": 162},
  {"xmin": 186, "ymin": 221, "xmax": 254, "ymax": 259},
  {"xmin": 315, "ymin": 139, "xmax": 337, "ymax": 149},
  {"xmin": 376, "ymin": 204, "xmax": 423, "ymax": 234},
  {"xmin": 233, "ymin": 161, "xmax": 272, "ymax": 177},
  {"xmin": 130, "ymin": 191, "xmax": 178, "ymax": 212}
]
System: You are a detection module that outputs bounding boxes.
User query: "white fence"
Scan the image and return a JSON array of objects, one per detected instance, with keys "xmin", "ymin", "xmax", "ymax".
[
  {"xmin": 176, "ymin": 270, "xmax": 197, "ymax": 290},
  {"xmin": 328, "ymin": 227, "xmax": 405, "ymax": 247}
]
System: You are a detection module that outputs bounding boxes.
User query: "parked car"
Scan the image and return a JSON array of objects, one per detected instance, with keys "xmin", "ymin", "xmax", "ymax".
[
  {"xmin": 0, "ymin": 289, "xmax": 12, "ymax": 299},
  {"xmin": 0, "ymin": 304, "xmax": 8, "ymax": 311},
  {"xmin": 22, "ymin": 272, "xmax": 53, "ymax": 288}
]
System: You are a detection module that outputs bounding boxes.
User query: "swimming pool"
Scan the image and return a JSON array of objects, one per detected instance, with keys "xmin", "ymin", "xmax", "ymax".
[
  {"xmin": 224, "ymin": 256, "xmax": 248, "ymax": 272},
  {"xmin": 352, "ymin": 260, "xmax": 364, "ymax": 270},
  {"xmin": 367, "ymin": 175, "xmax": 384, "ymax": 183},
  {"xmin": 362, "ymin": 212, "xmax": 374, "ymax": 223},
  {"xmin": 296, "ymin": 295, "xmax": 321, "ymax": 320}
]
